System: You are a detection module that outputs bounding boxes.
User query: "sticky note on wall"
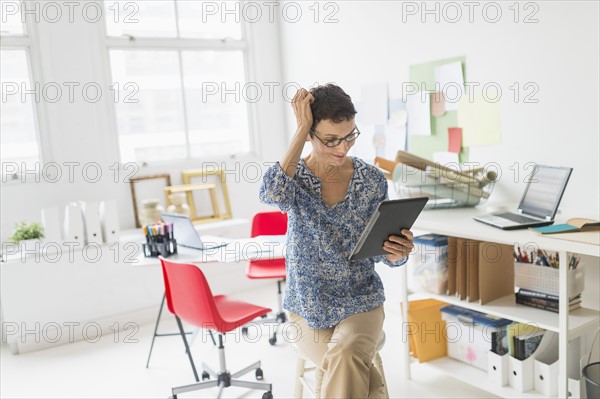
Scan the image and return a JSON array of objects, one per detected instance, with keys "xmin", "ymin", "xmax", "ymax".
[
  {"xmin": 448, "ymin": 127, "xmax": 462, "ymax": 153},
  {"xmin": 458, "ymin": 93, "xmax": 501, "ymax": 147}
]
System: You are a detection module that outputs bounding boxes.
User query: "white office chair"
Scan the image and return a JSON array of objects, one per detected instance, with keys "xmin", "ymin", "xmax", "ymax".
[{"xmin": 291, "ymin": 331, "xmax": 388, "ymax": 398}]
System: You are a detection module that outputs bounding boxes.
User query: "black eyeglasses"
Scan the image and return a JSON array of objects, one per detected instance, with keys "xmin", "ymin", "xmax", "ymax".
[{"xmin": 311, "ymin": 127, "xmax": 361, "ymax": 147}]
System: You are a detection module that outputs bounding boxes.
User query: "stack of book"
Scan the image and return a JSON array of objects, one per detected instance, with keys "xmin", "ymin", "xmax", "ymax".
[
  {"xmin": 515, "ymin": 288, "xmax": 582, "ymax": 313},
  {"xmin": 512, "ymin": 329, "xmax": 544, "ymax": 360}
]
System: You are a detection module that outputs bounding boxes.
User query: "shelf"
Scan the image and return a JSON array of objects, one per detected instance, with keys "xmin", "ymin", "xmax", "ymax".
[
  {"xmin": 413, "ymin": 207, "xmax": 599, "ymax": 256},
  {"xmin": 417, "ymin": 357, "xmax": 546, "ymax": 398},
  {"xmin": 408, "ymin": 291, "xmax": 599, "ymax": 337}
]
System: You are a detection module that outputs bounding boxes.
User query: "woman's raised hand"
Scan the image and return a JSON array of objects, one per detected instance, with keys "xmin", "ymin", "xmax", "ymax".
[{"xmin": 292, "ymin": 88, "xmax": 314, "ymax": 134}]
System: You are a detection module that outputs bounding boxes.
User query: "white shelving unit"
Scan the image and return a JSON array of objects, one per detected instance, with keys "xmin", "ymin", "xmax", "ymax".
[{"xmin": 401, "ymin": 207, "xmax": 600, "ymax": 398}]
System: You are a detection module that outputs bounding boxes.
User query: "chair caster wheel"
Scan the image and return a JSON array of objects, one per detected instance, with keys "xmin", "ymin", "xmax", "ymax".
[
  {"xmin": 202, "ymin": 371, "xmax": 210, "ymax": 381},
  {"xmin": 255, "ymin": 367, "xmax": 264, "ymax": 380},
  {"xmin": 262, "ymin": 391, "xmax": 273, "ymax": 399},
  {"xmin": 269, "ymin": 336, "xmax": 277, "ymax": 345},
  {"xmin": 242, "ymin": 326, "xmax": 248, "ymax": 336},
  {"xmin": 276, "ymin": 313, "xmax": 287, "ymax": 323}
]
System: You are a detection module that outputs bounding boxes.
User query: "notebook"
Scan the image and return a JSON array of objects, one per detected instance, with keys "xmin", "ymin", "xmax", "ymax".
[
  {"xmin": 473, "ymin": 165, "xmax": 572, "ymax": 230},
  {"xmin": 161, "ymin": 213, "xmax": 229, "ymax": 250}
]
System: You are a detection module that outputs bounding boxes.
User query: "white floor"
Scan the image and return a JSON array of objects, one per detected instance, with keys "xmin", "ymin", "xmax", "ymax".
[{"xmin": 0, "ymin": 283, "xmax": 497, "ymax": 399}]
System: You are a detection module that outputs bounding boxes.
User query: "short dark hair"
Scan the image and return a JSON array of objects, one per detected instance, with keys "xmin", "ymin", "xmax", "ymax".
[{"xmin": 309, "ymin": 83, "xmax": 357, "ymax": 136}]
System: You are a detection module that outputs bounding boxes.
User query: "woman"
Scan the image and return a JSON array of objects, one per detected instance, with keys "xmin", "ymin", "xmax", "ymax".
[{"xmin": 259, "ymin": 84, "xmax": 414, "ymax": 398}]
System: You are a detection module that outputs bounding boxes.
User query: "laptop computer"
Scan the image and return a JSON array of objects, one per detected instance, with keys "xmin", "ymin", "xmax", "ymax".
[
  {"xmin": 473, "ymin": 165, "xmax": 572, "ymax": 230},
  {"xmin": 161, "ymin": 213, "xmax": 229, "ymax": 250}
]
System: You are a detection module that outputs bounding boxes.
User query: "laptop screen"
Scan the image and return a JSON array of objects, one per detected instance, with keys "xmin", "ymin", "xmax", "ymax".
[
  {"xmin": 518, "ymin": 165, "xmax": 572, "ymax": 219},
  {"xmin": 160, "ymin": 213, "xmax": 204, "ymax": 248}
]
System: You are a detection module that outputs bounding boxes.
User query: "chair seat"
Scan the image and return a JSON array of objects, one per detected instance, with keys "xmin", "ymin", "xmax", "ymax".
[
  {"xmin": 246, "ymin": 259, "xmax": 286, "ymax": 280},
  {"xmin": 210, "ymin": 295, "xmax": 272, "ymax": 333}
]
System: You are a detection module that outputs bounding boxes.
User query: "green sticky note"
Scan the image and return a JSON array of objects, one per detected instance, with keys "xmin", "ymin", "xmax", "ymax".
[{"xmin": 458, "ymin": 93, "xmax": 501, "ymax": 147}]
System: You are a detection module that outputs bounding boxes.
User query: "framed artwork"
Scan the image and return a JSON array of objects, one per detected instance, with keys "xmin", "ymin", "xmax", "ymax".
[
  {"xmin": 129, "ymin": 173, "xmax": 172, "ymax": 228},
  {"xmin": 181, "ymin": 168, "xmax": 232, "ymax": 222},
  {"xmin": 164, "ymin": 183, "xmax": 220, "ymax": 223}
]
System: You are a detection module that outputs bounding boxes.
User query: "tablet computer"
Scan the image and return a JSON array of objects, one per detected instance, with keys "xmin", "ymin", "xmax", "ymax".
[{"xmin": 349, "ymin": 197, "xmax": 429, "ymax": 260}]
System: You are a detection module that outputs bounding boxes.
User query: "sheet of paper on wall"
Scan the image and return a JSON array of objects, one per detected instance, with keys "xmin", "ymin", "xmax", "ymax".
[
  {"xmin": 448, "ymin": 127, "xmax": 462, "ymax": 153},
  {"xmin": 373, "ymin": 125, "xmax": 386, "ymax": 157},
  {"xmin": 434, "ymin": 61, "xmax": 464, "ymax": 111},
  {"xmin": 433, "ymin": 151, "xmax": 460, "ymax": 169},
  {"xmin": 388, "ymin": 97, "xmax": 407, "ymax": 127},
  {"xmin": 406, "ymin": 92, "xmax": 431, "ymax": 136},
  {"xmin": 384, "ymin": 125, "xmax": 407, "ymax": 160},
  {"xmin": 349, "ymin": 125, "xmax": 376, "ymax": 164},
  {"xmin": 431, "ymin": 91, "xmax": 446, "ymax": 117},
  {"xmin": 457, "ymin": 93, "xmax": 501, "ymax": 146},
  {"xmin": 359, "ymin": 82, "xmax": 388, "ymax": 126}
]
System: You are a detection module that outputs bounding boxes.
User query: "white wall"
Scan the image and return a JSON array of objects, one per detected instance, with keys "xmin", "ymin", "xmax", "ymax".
[{"xmin": 278, "ymin": 0, "xmax": 600, "ymax": 219}]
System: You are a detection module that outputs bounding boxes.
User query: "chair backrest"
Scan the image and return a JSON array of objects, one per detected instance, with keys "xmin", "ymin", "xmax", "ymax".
[
  {"xmin": 251, "ymin": 211, "xmax": 288, "ymax": 237},
  {"xmin": 159, "ymin": 257, "xmax": 222, "ymax": 329}
]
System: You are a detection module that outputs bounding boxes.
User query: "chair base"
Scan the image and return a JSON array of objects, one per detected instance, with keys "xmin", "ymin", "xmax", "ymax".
[
  {"xmin": 171, "ymin": 360, "xmax": 272, "ymax": 399},
  {"xmin": 171, "ymin": 331, "xmax": 272, "ymax": 399}
]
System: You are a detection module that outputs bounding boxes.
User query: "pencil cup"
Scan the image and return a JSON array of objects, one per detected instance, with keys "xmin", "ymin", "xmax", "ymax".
[
  {"xmin": 514, "ymin": 262, "xmax": 585, "ymax": 297},
  {"xmin": 142, "ymin": 239, "xmax": 177, "ymax": 258}
]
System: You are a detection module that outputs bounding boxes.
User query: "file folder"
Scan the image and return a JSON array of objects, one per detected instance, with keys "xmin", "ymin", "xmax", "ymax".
[
  {"xmin": 488, "ymin": 351, "xmax": 509, "ymax": 386},
  {"xmin": 64, "ymin": 203, "xmax": 85, "ymax": 246},
  {"xmin": 100, "ymin": 200, "xmax": 120, "ymax": 244},
  {"xmin": 81, "ymin": 201, "xmax": 103, "ymax": 245}
]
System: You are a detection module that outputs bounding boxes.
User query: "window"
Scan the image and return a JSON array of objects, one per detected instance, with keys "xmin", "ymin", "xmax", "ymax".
[
  {"xmin": 104, "ymin": 0, "xmax": 250, "ymax": 163},
  {"xmin": 0, "ymin": 1, "xmax": 42, "ymax": 172}
]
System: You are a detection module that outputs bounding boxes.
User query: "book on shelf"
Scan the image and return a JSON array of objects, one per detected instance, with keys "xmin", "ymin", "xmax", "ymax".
[
  {"xmin": 507, "ymin": 322, "xmax": 541, "ymax": 357},
  {"xmin": 516, "ymin": 288, "xmax": 581, "ymax": 303},
  {"xmin": 513, "ymin": 330, "xmax": 545, "ymax": 360},
  {"xmin": 516, "ymin": 288, "xmax": 582, "ymax": 302},
  {"xmin": 515, "ymin": 291, "xmax": 582, "ymax": 313},
  {"xmin": 530, "ymin": 218, "xmax": 600, "ymax": 235}
]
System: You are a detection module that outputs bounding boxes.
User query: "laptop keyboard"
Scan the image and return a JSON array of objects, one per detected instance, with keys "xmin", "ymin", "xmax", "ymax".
[{"xmin": 496, "ymin": 212, "xmax": 540, "ymax": 224}]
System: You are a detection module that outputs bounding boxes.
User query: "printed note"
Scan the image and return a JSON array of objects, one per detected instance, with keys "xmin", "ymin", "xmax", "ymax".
[
  {"xmin": 407, "ymin": 92, "xmax": 431, "ymax": 136},
  {"xmin": 434, "ymin": 61, "xmax": 464, "ymax": 111}
]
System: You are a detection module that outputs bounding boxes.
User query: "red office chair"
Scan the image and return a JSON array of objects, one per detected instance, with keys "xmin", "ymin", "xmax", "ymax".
[
  {"xmin": 243, "ymin": 211, "xmax": 288, "ymax": 345},
  {"xmin": 159, "ymin": 257, "xmax": 273, "ymax": 399}
]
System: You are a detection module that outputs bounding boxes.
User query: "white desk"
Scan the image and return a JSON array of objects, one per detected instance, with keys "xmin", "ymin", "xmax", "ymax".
[
  {"xmin": 134, "ymin": 235, "xmax": 287, "ymax": 267},
  {"xmin": 0, "ymin": 218, "xmax": 254, "ymax": 354},
  {"xmin": 402, "ymin": 207, "xmax": 599, "ymax": 398}
]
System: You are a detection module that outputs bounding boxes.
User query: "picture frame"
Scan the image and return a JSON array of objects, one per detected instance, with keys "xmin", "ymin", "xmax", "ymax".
[
  {"xmin": 164, "ymin": 183, "xmax": 221, "ymax": 223},
  {"xmin": 181, "ymin": 168, "xmax": 232, "ymax": 222},
  {"xmin": 129, "ymin": 173, "xmax": 172, "ymax": 228}
]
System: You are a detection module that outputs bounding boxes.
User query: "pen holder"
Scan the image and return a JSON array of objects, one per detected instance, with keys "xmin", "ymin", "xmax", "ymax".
[
  {"xmin": 142, "ymin": 238, "xmax": 177, "ymax": 258},
  {"xmin": 514, "ymin": 262, "xmax": 585, "ymax": 297}
]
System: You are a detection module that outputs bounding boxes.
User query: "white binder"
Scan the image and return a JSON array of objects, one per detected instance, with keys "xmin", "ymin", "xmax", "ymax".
[
  {"xmin": 488, "ymin": 351, "xmax": 509, "ymax": 387},
  {"xmin": 99, "ymin": 200, "xmax": 120, "ymax": 244},
  {"xmin": 64, "ymin": 203, "xmax": 85, "ymax": 246},
  {"xmin": 508, "ymin": 331, "xmax": 558, "ymax": 393},
  {"xmin": 80, "ymin": 201, "xmax": 103, "ymax": 245},
  {"xmin": 41, "ymin": 207, "xmax": 62, "ymax": 243}
]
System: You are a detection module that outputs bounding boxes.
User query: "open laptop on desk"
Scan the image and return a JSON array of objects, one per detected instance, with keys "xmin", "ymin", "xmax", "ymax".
[
  {"xmin": 473, "ymin": 165, "xmax": 572, "ymax": 230},
  {"xmin": 161, "ymin": 213, "xmax": 230, "ymax": 250}
]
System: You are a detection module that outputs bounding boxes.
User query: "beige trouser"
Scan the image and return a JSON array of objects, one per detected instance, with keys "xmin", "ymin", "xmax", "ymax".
[{"xmin": 288, "ymin": 306, "xmax": 387, "ymax": 398}]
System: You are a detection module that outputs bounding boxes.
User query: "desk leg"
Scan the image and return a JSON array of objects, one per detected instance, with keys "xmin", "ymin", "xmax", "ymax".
[{"xmin": 400, "ymin": 262, "xmax": 411, "ymax": 380}]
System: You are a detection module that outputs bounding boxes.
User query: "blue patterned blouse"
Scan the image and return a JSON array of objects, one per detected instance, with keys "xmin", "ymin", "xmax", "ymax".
[{"xmin": 259, "ymin": 157, "xmax": 406, "ymax": 329}]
